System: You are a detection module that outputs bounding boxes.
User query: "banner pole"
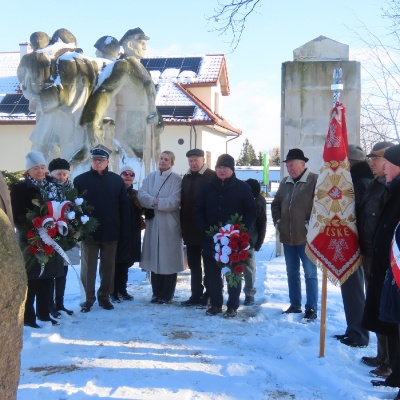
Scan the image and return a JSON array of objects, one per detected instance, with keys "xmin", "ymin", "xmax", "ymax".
[{"xmin": 319, "ymin": 269, "xmax": 328, "ymax": 357}]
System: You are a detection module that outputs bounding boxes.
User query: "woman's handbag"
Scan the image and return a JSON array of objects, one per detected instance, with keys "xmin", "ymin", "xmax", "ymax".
[
  {"xmin": 143, "ymin": 174, "xmax": 171, "ymax": 221},
  {"xmin": 380, "ymin": 267, "xmax": 400, "ymax": 324},
  {"xmin": 144, "ymin": 208, "xmax": 155, "ymax": 220}
]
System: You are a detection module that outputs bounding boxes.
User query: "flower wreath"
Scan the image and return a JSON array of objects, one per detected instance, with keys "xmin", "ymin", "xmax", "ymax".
[
  {"xmin": 206, "ymin": 213, "xmax": 252, "ymax": 287},
  {"xmin": 24, "ymin": 187, "xmax": 99, "ymax": 274}
]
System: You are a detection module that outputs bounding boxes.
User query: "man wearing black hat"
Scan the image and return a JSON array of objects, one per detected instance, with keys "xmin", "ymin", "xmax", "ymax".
[
  {"xmin": 363, "ymin": 144, "xmax": 400, "ymax": 389},
  {"xmin": 271, "ymin": 148, "xmax": 318, "ymax": 321},
  {"xmin": 73, "ymin": 145, "xmax": 129, "ymax": 312},
  {"xmin": 196, "ymin": 153, "xmax": 256, "ymax": 318},
  {"xmin": 180, "ymin": 149, "xmax": 215, "ymax": 307}
]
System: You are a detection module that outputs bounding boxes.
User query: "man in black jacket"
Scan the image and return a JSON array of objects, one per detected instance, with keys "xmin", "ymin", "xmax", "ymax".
[
  {"xmin": 74, "ymin": 145, "xmax": 129, "ymax": 312},
  {"xmin": 244, "ymin": 179, "xmax": 267, "ymax": 306},
  {"xmin": 335, "ymin": 144, "xmax": 373, "ymax": 348},
  {"xmin": 196, "ymin": 154, "xmax": 256, "ymax": 318},
  {"xmin": 180, "ymin": 149, "xmax": 215, "ymax": 307}
]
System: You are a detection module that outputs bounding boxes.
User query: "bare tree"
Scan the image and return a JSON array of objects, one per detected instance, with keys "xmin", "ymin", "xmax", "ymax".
[
  {"xmin": 207, "ymin": 0, "xmax": 261, "ymax": 51},
  {"xmin": 354, "ymin": 1, "xmax": 400, "ymax": 149}
]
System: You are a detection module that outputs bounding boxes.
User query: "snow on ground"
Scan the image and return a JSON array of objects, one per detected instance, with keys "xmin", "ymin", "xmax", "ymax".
[{"xmin": 17, "ymin": 207, "xmax": 399, "ymax": 400}]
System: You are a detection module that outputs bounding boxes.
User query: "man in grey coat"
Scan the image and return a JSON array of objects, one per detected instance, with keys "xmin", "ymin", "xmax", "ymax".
[{"xmin": 271, "ymin": 148, "xmax": 318, "ymax": 321}]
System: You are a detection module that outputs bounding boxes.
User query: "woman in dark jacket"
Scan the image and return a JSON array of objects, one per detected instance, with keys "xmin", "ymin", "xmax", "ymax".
[
  {"xmin": 111, "ymin": 166, "xmax": 143, "ymax": 302},
  {"xmin": 11, "ymin": 151, "xmax": 65, "ymax": 328}
]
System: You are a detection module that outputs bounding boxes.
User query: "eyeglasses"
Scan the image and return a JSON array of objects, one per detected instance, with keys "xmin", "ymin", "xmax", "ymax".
[
  {"xmin": 122, "ymin": 171, "xmax": 135, "ymax": 177},
  {"xmin": 91, "ymin": 158, "xmax": 108, "ymax": 163}
]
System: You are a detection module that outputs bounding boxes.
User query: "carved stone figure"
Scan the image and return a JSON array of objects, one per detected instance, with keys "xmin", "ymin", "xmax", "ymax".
[
  {"xmin": 80, "ymin": 28, "xmax": 163, "ymax": 176},
  {"xmin": 18, "ymin": 29, "xmax": 98, "ymax": 164},
  {"xmin": 0, "ymin": 209, "xmax": 26, "ymax": 400}
]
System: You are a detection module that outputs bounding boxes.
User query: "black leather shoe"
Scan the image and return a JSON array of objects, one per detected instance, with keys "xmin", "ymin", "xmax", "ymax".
[
  {"xmin": 340, "ymin": 337, "xmax": 367, "ymax": 348},
  {"xmin": 206, "ymin": 306, "xmax": 223, "ymax": 316},
  {"xmin": 282, "ymin": 305, "xmax": 302, "ymax": 314},
  {"xmin": 244, "ymin": 296, "xmax": 255, "ymax": 306},
  {"xmin": 371, "ymin": 379, "xmax": 400, "ymax": 388},
  {"xmin": 119, "ymin": 292, "xmax": 134, "ymax": 301},
  {"xmin": 24, "ymin": 322, "xmax": 40, "ymax": 328},
  {"xmin": 181, "ymin": 297, "xmax": 202, "ymax": 307},
  {"xmin": 150, "ymin": 295, "xmax": 159, "ymax": 303},
  {"xmin": 361, "ymin": 356, "xmax": 381, "ymax": 367},
  {"xmin": 99, "ymin": 301, "xmax": 114, "ymax": 310},
  {"xmin": 80, "ymin": 302, "xmax": 92, "ymax": 313},
  {"xmin": 110, "ymin": 294, "xmax": 121, "ymax": 303},
  {"xmin": 223, "ymin": 308, "xmax": 237, "ymax": 318},
  {"xmin": 333, "ymin": 334, "xmax": 347, "ymax": 341}
]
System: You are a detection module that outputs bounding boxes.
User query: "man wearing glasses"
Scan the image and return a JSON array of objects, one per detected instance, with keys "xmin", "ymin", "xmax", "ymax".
[{"xmin": 74, "ymin": 145, "xmax": 129, "ymax": 313}]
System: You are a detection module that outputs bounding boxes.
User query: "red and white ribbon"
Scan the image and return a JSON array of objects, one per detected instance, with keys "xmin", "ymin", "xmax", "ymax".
[{"xmin": 390, "ymin": 222, "xmax": 400, "ymax": 288}]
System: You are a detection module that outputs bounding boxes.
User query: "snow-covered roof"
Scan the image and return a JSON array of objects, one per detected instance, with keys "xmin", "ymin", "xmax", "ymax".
[{"xmin": 0, "ymin": 52, "xmax": 21, "ymax": 95}]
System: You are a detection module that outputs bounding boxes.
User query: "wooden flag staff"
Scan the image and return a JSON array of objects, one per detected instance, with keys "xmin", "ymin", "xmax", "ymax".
[{"xmin": 319, "ymin": 68, "xmax": 344, "ymax": 357}]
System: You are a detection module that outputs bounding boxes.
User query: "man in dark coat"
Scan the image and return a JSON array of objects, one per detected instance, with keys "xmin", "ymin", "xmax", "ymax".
[
  {"xmin": 196, "ymin": 154, "xmax": 256, "ymax": 318},
  {"xmin": 180, "ymin": 149, "xmax": 215, "ymax": 307},
  {"xmin": 73, "ymin": 145, "xmax": 129, "ymax": 312},
  {"xmin": 244, "ymin": 179, "xmax": 267, "ymax": 306},
  {"xmin": 358, "ymin": 141, "xmax": 395, "ymax": 377},
  {"xmin": 363, "ymin": 144, "xmax": 400, "ymax": 389},
  {"xmin": 335, "ymin": 144, "xmax": 373, "ymax": 348}
]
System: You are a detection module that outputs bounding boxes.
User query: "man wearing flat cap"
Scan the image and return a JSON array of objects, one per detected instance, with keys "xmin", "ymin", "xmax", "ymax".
[
  {"xmin": 196, "ymin": 153, "xmax": 256, "ymax": 318},
  {"xmin": 363, "ymin": 143, "xmax": 400, "ymax": 388},
  {"xmin": 357, "ymin": 141, "xmax": 395, "ymax": 375},
  {"xmin": 180, "ymin": 149, "xmax": 215, "ymax": 307},
  {"xmin": 73, "ymin": 145, "xmax": 129, "ymax": 312},
  {"xmin": 271, "ymin": 148, "xmax": 318, "ymax": 321}
]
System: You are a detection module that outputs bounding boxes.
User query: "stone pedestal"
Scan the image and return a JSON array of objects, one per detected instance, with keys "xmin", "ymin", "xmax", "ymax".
[
  {"xmin": 281, "ymin": 36, "xmax": 361, "ymax": 174},
  {"xmin": 0, "ymin": 210, "xmax": 27, "ymax": 400}
]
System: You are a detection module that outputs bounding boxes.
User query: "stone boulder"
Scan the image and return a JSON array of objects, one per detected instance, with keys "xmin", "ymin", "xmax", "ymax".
[{"xmin": 0, "ymin": 209, "xmax": 27, "ymax": 400}]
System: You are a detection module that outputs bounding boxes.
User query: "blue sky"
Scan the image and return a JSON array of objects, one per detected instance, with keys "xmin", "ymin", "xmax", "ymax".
[{"xmin": 2, "ymin": 0, "xmax": 387, "ymax": 157}]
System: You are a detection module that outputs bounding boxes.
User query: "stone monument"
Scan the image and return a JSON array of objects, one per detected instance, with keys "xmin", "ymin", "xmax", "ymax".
[
  {"xmin": 281, "ymin": 36, "xmax": 361, "ymax": 174},
  {"xmin": 0, "ymin": 209, "xmax": 27, "ymax": 400}
]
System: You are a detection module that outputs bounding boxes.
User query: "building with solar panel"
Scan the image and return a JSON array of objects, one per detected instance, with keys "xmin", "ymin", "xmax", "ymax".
[{"xmin": 0, "ymin": 43, "xmax": 241, "ymax": 175}]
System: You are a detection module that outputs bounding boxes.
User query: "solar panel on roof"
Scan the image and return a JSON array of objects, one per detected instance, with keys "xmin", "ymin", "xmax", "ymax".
[
  {"xmin": 141, "ymin": 57, "xmax": 202, "ymax": 75},
  {"xmin": 0, "ymin": 93, "xmax": 31, "ymax": 115},
  {"xmin": 158, "ymin": 105, "xmax": 196, "ymax": 119}
]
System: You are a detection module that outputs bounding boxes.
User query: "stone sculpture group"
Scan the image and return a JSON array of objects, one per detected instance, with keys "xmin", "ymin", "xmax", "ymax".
[{"xmin": 17, "ymin": 28, "xmax": 163, "ymax": 177}]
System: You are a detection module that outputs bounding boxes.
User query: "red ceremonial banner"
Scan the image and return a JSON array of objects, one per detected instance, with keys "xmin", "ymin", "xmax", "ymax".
[{"xmin": 305, "ymin": 103, "xmax": 362, "ymax": 286}]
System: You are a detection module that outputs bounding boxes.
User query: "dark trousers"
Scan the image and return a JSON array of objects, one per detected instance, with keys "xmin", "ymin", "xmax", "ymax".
[
  {"xmin": 187, "ymin": 244, "xmax": 208, "ymax": 300},
  {"xmin": 151, "ymin": 272, "xmax": 177, "ymax": 302},
  {"xmin": 25, "ymin": 278, "xmax": 53, "ymax": 324},
  {"xmin": 203, "ymin": 254, "xmax": 242, "ymax": 310},
  {"xmin": 385, "ymin": 328, "xmax": 400, "ymax": 386},
  {"xmin": 340, "ymin": 266, "xmax": 369, "ymax": 346},
  {"xmin": 81, "ymin": 241, "xmax": 118, "ymax": 305},
  {"xmin": 113, "ymin": 261, "xmax": 131, "ymax": 295},
  {"xmin": 49, "ymin": 265, "xmax": 68, "ymax": 310}
]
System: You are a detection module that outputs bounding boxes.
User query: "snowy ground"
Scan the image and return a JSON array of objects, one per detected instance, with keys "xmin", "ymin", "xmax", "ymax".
[{"xmin": 17, "ymin": 207, "xmax": 399, "ymax": 400}]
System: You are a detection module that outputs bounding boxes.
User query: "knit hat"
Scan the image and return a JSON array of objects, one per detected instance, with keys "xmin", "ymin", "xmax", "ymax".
[
  {"xmin": 120, "ymin": 165, "xmax": 135, "ymax": 175},
  {"xmin": 25, "ymin": 151, "xmax": 47, "ymax": 170},
  {"xmin": 215, "ymin": 154, "xmax": 235, "ymax": 171},
  {"xmin": 366, "ymin": 141, "xmax": 396, "ymax": 158},
  {"xmin": 245, "ymin": 178, "xmax": 261, "ymax": 198},
  {"xmin": 48, "ymin": 158, "xmax": 70, "ymax": 172},
  {"xmin": 384, "ymin": 144, "xmax": 400, "ymax": 167},
  {"xmin": 282, "ymin": 148, "xmax": 309, "ymax": 163},
  {"xmin": 348, "ymin": 144, "xmax": 366, "ymax": 162},
  {"xmin": 186, "ymin": 149, "xmax": 204, "ymax": 158},
  {"xmin": 91, "ymin": 144, "xmax": 110, "ymax": 159}
]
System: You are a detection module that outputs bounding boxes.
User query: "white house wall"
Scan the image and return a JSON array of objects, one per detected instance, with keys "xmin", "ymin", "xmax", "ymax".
[{"xmin": 0, "ymin": 125, "xmax": 32, "ymax": 171}]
